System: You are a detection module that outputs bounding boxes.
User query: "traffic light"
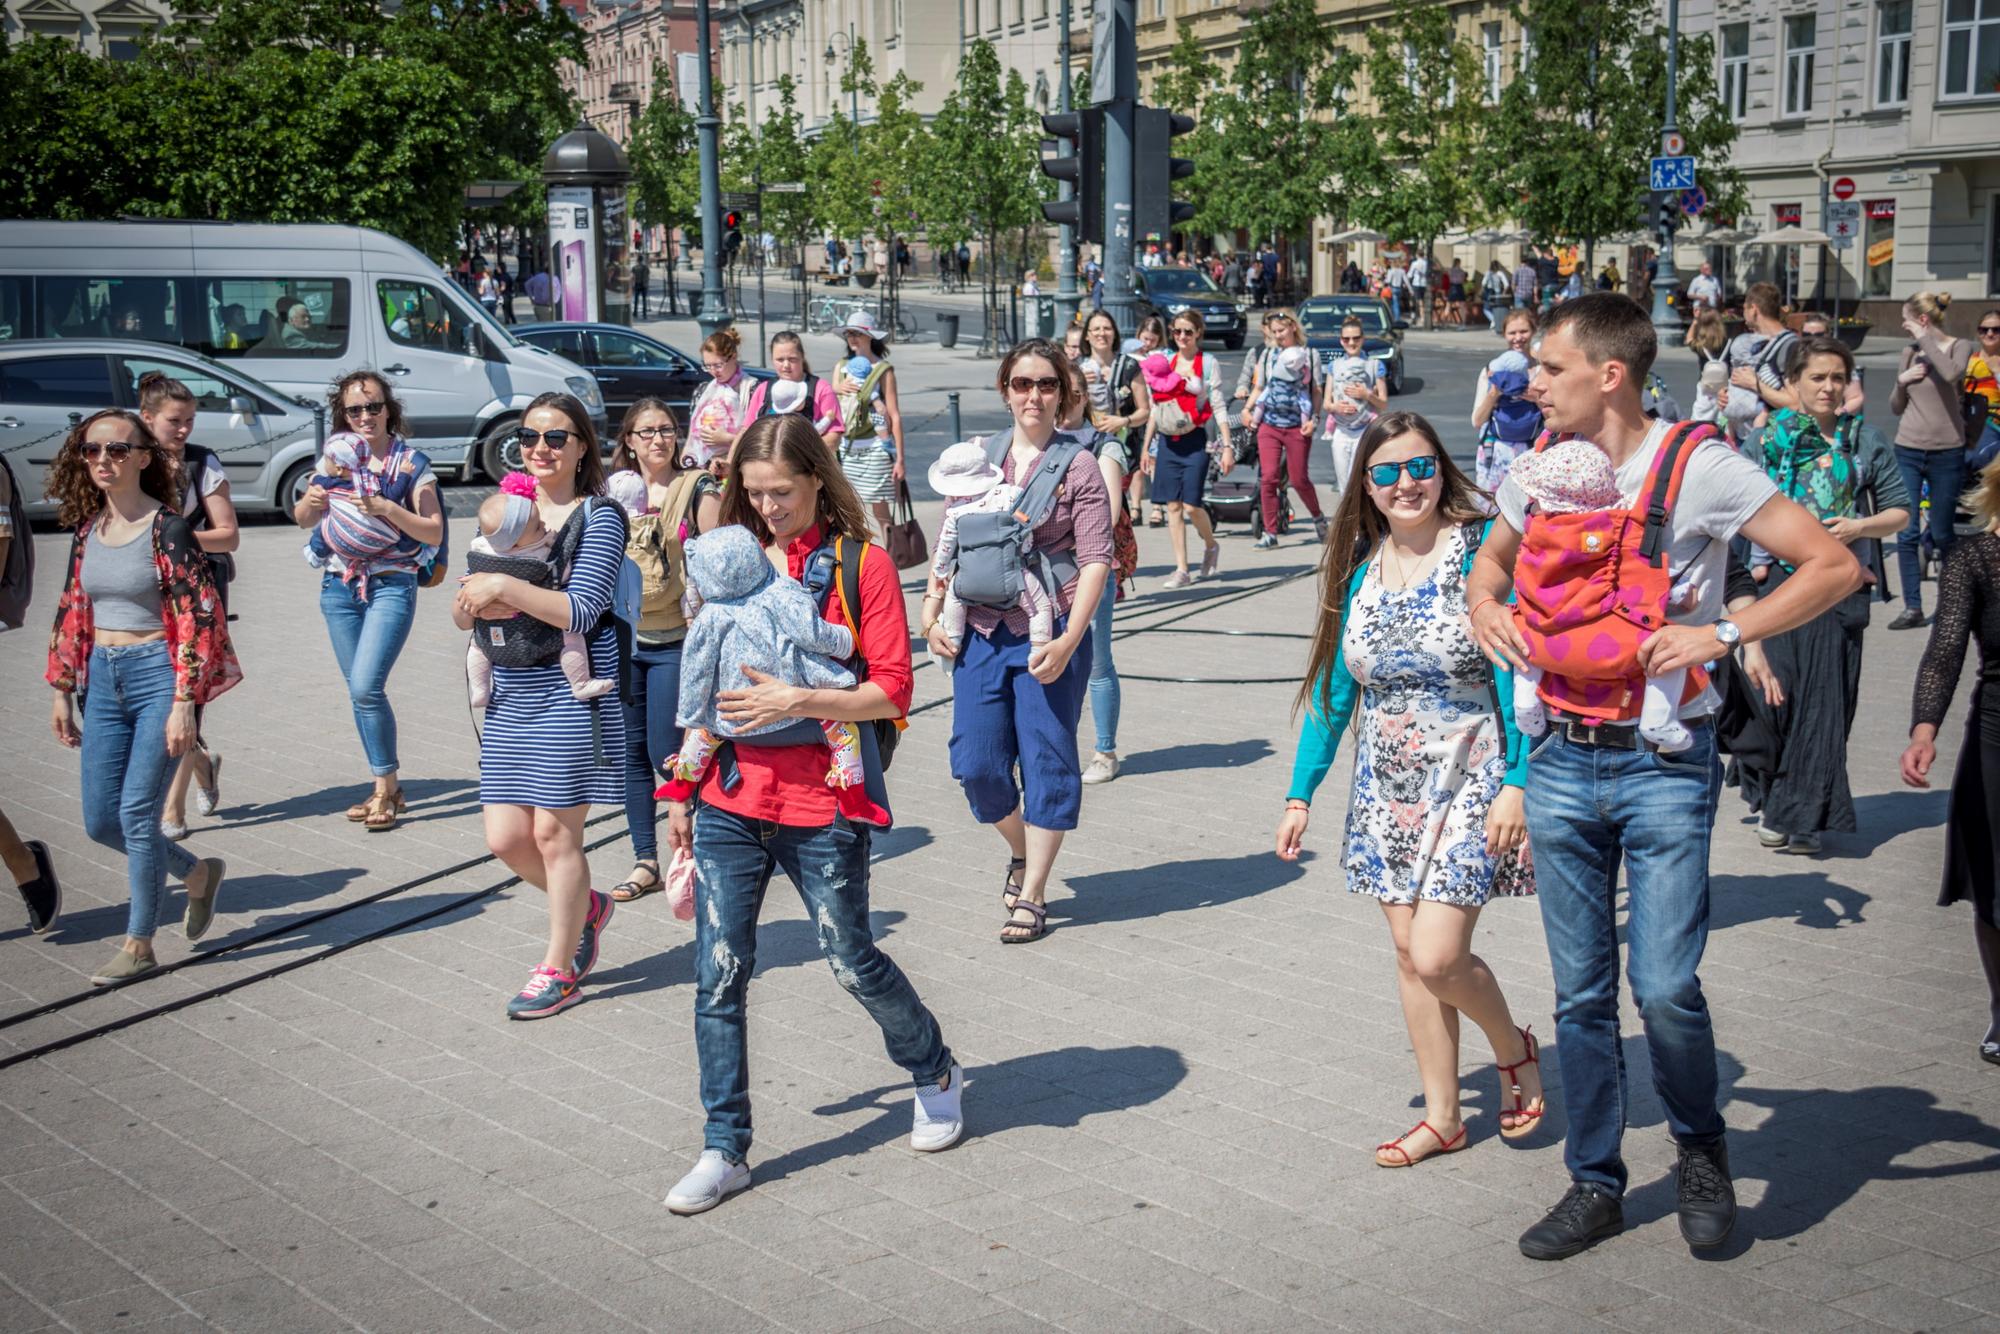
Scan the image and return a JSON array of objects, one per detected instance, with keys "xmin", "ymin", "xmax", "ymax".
[
  {"xmin": 723, "ymin": 210, "xmax": 744, "ymax": 260},
  {"xmin": 1134, "ymin": 105, "xmax": 1196, "ymax": 247},
  {"xmin": 1039, "ymin": 107, "xmax": 1104, "ymax": 246},
  {"xmin": 1653, "ymin": 191, "xmax": 1678, "ymax": 237}
]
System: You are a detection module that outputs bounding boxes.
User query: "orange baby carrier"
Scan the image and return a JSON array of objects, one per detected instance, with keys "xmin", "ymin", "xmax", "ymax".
[{"xmin": 1512, "ymin": 421, "xmax": 1718, "ymax": 724}]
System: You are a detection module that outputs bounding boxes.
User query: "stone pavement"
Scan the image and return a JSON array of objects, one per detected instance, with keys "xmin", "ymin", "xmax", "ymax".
[{"xmin": 0, "ymin": 502, "xmax": 1994, "ymax": 1334}]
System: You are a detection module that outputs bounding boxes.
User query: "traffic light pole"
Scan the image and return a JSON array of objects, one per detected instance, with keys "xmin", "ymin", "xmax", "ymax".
[
  {"xmin": 1648, "ymin": 0, "xmax": 1683, "ymax": 337},
  {"xmin": 1098, "ymin": 0, "xmax": 1138, "ymax": 343},
  {"xmin": 1054, "ymin": 0, "xmax": 1079, "ymax": 330},
  {"xmin": 694, "ymin": 0, "xmax": 730, "ymax": 337}
]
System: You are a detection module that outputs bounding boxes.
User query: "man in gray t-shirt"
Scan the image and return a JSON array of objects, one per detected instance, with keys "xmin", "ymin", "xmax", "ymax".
[{"xmin": 1466, "ymin": 294, "xmax": 1859, "ymax": 1265}]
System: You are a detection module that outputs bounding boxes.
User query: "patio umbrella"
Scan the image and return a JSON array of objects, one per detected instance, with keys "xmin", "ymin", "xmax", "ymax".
[
  {"xmin": 1324, "ymin": 227, "xmax": 1387, "ymax": 244},
  {"xmin": 1698, "ymin": 228, "xmax": 1752, "ymax": 245},
  {"xmin": 1743, "ymin": 225, "xmax": 1834, "ymax": 247}
]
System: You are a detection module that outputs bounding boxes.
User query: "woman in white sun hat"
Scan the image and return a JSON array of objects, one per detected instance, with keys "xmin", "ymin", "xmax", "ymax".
[{"xmin": 831, "ymin": 310, "xmax": 906, "ymax": 536}]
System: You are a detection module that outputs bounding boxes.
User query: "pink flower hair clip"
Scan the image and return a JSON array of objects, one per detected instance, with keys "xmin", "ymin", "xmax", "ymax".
[{"xmin": 500, "ymin": 471, "xmax": 539, "ymax": 500}]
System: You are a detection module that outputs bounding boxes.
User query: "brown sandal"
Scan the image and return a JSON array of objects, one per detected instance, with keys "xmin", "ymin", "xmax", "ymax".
[{"xmin": 362, "ymin": 791, "xmax": 405, "ymax": 831}]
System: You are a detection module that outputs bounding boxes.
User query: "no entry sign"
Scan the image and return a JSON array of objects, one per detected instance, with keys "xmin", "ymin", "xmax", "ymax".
[{"xmin": 1833, "ymin": 177, "xmax": 1856, "ymax": 200}]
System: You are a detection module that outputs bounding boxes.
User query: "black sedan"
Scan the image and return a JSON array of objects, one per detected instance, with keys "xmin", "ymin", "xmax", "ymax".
[
  {"xmin": 1297, "ymin": 296, "xmax": 1406, "ymax": 395},
  {"xmin": 515, "ymin": 323, "xmax": 774, "ymax": 433},
  {"xmin": 1135, "ymin": 268, "xmax": 1248, "ymax": 349}
]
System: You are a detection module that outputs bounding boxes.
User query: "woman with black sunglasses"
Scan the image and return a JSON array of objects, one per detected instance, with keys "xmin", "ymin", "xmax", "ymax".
[
  {"xmin": 923, "ymin": 340, "xmax": 1114, "ymax": 944},
  {"xmin": 293, "ymin": 370, "xmax": 444, "ymax": 832},
  {"xmin": 1277, "ymin": 411, "xmax": 1543, "ymax": 1167}
]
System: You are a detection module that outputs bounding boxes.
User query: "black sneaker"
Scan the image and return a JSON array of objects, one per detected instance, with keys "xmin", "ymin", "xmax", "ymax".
[
  {"xmin": 15, "ymin": 840, "xmax": 60, "ymax": 935},
  {"xmin": 1675, "ymin": 1139, "xmax": 1736, "ymax": 1249},
  {"xmin": 1519, "ymin": 1183, "xmax": 1624, "ymax": 1260},
  {"xmin": 1888, "ymin": 607, "xmax": 1929, "ymax": 630}
]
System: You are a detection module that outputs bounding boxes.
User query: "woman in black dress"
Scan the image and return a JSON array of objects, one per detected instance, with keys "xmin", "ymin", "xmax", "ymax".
[{"xmin": 1902, "ymin": 464, "xmax": 2000, "ymax": 1066}]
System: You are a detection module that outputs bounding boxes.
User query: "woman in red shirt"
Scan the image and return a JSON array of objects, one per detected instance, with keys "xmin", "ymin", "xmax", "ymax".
[{"xmin": 660, "ymin": 414, "xmax": 962, "ymax": 1215}]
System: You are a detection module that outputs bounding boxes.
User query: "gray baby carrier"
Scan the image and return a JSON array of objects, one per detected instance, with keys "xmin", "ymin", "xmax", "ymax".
[{"xmin": 949, "ymin": 429, "xmax": 1085, "ymax": 612}]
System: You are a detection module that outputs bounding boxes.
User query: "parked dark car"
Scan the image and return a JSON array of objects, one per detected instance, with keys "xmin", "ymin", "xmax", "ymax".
[
  {"xmin": 1297, "ymin": 296, "xmax": 1406, "ymax": 395},
  {"xmin": 1134, "ymin": 269, "xmax": 1248, "ymax": 350},
  {"xmin": 515, "ymin": 322, "xmax": 774, "ymax": 437}
]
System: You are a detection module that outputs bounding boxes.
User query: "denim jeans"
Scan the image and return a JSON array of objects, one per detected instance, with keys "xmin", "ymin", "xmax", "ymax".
[
  {"xmin": 79, "ymin": 641, "xmax": 198, "ymax": 940},
  {"xmin": 1525, "ymin": 722, "xmax": 1728, "ymax": 1195},
  {"xmin": 692, "ymin": 805, "xmax": 953, "ymax": 1162},
  {"xmin": 1087, "ymin": 589, "xmax": 1120, "ymax": 756},
  {"xmin": 1893, "ymin": 445, "xmax": 1968, "ymax": 612},
  {"xmin": 622, "ymin": 640, "xmax": 685, "ymax": 865},
  {"xmin": 319, "ymin": 572, "xmax": 417, "ymax": 776}
]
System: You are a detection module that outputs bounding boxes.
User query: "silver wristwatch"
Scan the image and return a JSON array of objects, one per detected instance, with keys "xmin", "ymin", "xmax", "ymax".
[{"xmin": 1714, "ymin": 619, "xmax": 1742, "ymax": 649}]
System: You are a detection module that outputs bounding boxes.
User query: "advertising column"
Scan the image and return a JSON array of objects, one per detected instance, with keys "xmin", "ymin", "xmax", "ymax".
[{"xmin": 548, "ymin": 185, "xmax": 598, "ymax": 323}]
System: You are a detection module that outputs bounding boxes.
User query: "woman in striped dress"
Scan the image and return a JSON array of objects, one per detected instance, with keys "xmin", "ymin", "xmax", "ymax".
[{"xmin": 454, "ymin": 392, "xmax": 629, "ymax": 1020}]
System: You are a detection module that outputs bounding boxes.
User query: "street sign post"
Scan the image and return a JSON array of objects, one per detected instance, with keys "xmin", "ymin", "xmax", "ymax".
[
  {"xmin": 1650, "ymin": 155, "xmax": 1696, "ymax": 192},
  {"xmin": 1681, "ymin": 185, "xmax": 1707, "ymax": 217},
  {"xmin": 720, "ymin": 191, "xmax": 757, "ymax": 211},
  {"xmin": 1833, "ymin": 176, "xmax": 1856, "ymax": 201},
  {"xmin": 1826, "ymin": 200, "xmax": 1861, "ymax": 248},
  {"xmin": 764, "ymin": 181, "xmax": 806, "ymax": 193}
]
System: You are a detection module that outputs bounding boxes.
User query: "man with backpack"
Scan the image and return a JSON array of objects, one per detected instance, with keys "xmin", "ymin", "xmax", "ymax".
[
  {"xmin": 0, "ymin": 454, "xmax": 61, "ymax": 934},
  {"xmin": 1465, "ymin": 294, "xmax": 1860, "ymax": 1263}
]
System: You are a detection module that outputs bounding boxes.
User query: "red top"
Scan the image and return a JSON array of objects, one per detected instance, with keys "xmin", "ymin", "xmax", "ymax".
[{"xmin": 696, "ymin": 524, "xmax": 913, "ymax": 827}]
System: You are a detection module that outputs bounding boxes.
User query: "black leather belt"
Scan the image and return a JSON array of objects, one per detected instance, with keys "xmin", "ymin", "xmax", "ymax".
[{"xmin": 1556, "ymin": 716, "xmax": 1712, "ymax": 752}]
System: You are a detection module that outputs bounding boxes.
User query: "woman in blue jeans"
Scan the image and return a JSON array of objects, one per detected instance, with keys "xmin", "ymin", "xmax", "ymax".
[
  {"xmin": 1887, "ymin": 292, "xmax": 1974, "ymax": 630},
  {"xmin": 924, "ymin": 340, "xmax": 1114, "ymax": 943},
  {"xmin": 1059, "ymin": 356, "xmax": 1128, "ymax": 787},
  {"xmin": 292, "ymin": 371, "xmax": 444, "ymax": 830},
  {"xmin": 660, "ymin": 413, "xmax": 960, "ymax": 1214},
  {"xmin": 605, "ymin": 398, "xmax": 721, "ymax": 903},
  {"xmin": 44, "ymin": 410, "xmax": 240, "ymax": 984}
]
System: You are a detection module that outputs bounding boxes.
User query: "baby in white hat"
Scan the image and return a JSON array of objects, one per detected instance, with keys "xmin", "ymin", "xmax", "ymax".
[{"xmin": 926, "ymin": 440, "xmax": 1055, "ymax": 655}]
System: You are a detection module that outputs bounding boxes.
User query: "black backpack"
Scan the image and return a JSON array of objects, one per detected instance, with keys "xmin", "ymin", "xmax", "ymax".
[{"xmin": 0, "ymin": 454, "xmax": 32, "ymax": 631}]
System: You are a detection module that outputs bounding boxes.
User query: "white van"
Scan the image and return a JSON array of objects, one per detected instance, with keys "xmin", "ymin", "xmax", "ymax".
[{"xmin": 0, "ymin": 220, "xmax": 606, "ymax": 484}]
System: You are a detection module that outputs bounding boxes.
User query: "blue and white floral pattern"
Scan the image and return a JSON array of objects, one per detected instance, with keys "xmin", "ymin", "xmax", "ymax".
[{"xmin": 1339, "ymin": 525, "xmax": 1534, "ymax": 906}]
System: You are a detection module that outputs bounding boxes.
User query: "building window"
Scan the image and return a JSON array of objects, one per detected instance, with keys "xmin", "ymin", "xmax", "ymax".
[
  {"xmin": 1875, "ymin": 1, "xmax": 1912, "ymax": 105},
  {"xmin": 1941, "ymin": 0, "xmax": 2000, "ymax": 98},
  {"xmin": 1863, "ymin": 199, "xmax": 1897, "ymax": 297},
  {"xmin": 1520, "ymin": 25, "xmax": 1536, "ymax": 94},
  {"xmin": 1483, "ymin": 23, "xmax": 1503, "ymax": 102},
  {"xmin": 1403, "ymin": 40, "xmax": 1419, "ymax": 92},
  {"xmin": 1721, "ymin": 23, "xmax": 1749, "ymax": 120},
  {"xmin": 1783, "ymin": 14, "xmax": 1816, "ymax": 117}
]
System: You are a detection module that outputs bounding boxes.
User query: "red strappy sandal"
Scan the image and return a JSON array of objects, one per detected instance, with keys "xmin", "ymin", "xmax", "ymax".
[
  {"xmin": 1497, "ymin": 1025, "xmax": 1545, "ymax": 1141},
  {"xmin": 1375, "ymin": 1120, "xmax": 1467, "ymax": 1168}
]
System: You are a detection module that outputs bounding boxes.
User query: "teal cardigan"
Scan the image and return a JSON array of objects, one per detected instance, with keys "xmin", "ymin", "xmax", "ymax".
[{"xmin": 1287, "ymin": 522, "xmax": 1530, "ymax": 804}]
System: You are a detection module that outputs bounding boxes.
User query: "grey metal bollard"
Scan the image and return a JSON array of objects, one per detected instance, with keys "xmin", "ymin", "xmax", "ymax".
[{"xmin": 947, "ymin": 391, "xmax": 961, "ymax": 444}]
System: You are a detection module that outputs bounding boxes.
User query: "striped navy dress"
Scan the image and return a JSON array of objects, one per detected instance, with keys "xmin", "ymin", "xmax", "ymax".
[{"xmin": 479, "ymin": 502, "xmax": 627, "ymax": 808}]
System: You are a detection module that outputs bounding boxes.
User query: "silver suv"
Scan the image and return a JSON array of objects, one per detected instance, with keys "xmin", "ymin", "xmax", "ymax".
[{"xmin": 0, "ymin": 339, "xmax": 322, "ymax": 517}]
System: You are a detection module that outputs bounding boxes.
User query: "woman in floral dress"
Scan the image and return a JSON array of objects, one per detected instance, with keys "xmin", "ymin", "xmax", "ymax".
[{"xmin": 1277, "ymin": 411, "xmax": 1546, "ymax": 1167}]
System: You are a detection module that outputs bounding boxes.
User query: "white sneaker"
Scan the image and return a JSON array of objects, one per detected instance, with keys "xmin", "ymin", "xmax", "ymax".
[
  {"xmin": 1161, "ymin": 569, "xmax": 1192, "ymax": 590},
  {"xmin": 1081, "ymin": 752, "xmax": 1120, "ymax": 786},
  {"xmin": 911, "ymin": 1064, "xmax": 965, "ymax": 1152},
  {"xmin": 664, "ymin": 1150, "xmax": 751, "ymax": 1215}
]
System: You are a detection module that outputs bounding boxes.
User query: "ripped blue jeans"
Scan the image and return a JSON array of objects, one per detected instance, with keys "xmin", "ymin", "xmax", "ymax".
[{"xmin": 691, "ymin": 805, "xmax": 953, "ymax": 1162}]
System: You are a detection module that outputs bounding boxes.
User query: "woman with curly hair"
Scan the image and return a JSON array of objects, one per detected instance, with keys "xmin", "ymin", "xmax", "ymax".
[{"xmin": 45, "ymin": 410, "xmax": 240, "ymax": 984}]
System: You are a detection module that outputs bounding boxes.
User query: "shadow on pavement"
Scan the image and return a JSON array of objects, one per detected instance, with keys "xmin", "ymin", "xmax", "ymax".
[
  {"xmin": 37, "ymin": 865, "xmax": 371, "ymax": 950},
  {"xmin": 587, "ymin": 909, "xmax": 909, "ymax": 1004},
  {"xmin": 747, "ymin": 1043, "xmax": 1189, "ymax": 1187},
  {"xmin": 1056, "ymin": 851, "xmax": 1306, "ymax": 928},
  {"xmin": 213, "ymin": 777, "xmax": 478, "ymax": 831},
  {"xmin": 1118, "ymin": 739, "xmax": 1273, "ymax": 778},
  {"xmin": 1709, "ymin": 870, "xmax": 1869, "ymax": 932},
  {"xmin": 1850, "ymin": 787, "xmax": 1951, "ymax": 843}
]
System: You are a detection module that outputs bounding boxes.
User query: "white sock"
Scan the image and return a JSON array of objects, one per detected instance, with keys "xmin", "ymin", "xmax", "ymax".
[
  {"xmin": 1514, "ymin": 669, "xmax": 1547, "ymax": 737},
  {"xmin": 1639, "ymin": 674, "xmax": 1692, "ymax": 752}
]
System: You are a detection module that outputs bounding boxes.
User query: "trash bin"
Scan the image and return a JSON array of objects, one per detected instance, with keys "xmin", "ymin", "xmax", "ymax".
[
  {"xmin": 1033, "ymin": 296, "xmax": 1056, "ymax": 339},
  {"xmin": 687, "ymin": 291, "xmax": 703, "ymax": 318},
  {"xmin": 788, "ymin": 263, "xmax": 805, "ymax": 283},
  {"xmin": 936, "ymin": 312, "xmax": 960, "ymax": 349}
]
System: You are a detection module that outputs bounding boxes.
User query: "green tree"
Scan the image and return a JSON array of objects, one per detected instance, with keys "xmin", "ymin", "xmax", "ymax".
[
  {"xmin": 919, "ymin": 40, "xmax": 1044, "ymax": 339},
  {"xmin": 1200, "ymin": 0, "xmax": 1358, "ymax": 265},
  {"xmin": 1149, "ymin": 21, "xmax": 1231, "ymax": 245},
  {"xmin": 0, "ymin": 34, "xmax": 146, "ymax": 221},
  {"xmin": 1345, "ymin": 0, "xmax": 1492, "ymax": 328},
  {"xmin": 752, "ymin": 75, "xmax": 820, "ymax": 301},
  {"xmin": 1483, "ymin": 0, "xmax": 1743, "ymax": 266},
  {"xmin": 628, "ymin": 71, "xmax": 699, "ymax": 309}
]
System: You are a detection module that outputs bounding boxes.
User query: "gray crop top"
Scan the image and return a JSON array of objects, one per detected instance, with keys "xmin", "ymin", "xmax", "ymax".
[{"xmin": 82, "ymin": 524, "xmax": 163, "ymax": 632}]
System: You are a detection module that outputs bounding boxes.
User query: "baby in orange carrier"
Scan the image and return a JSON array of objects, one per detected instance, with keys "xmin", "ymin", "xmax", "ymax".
[{"xmin": 1509, "ymin": 439, "xmax": 1708, "ymax": 753}]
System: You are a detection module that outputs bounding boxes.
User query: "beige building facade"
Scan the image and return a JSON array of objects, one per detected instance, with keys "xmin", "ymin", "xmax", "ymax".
[{"xmin": 4, "ymin": 0, "xmax": 168, "ymax": 58}]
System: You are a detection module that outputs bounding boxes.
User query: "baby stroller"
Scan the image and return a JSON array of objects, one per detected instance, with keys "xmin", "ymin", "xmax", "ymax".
[{"xmin": 1202, "ymin": 429, "xmax": 1294, "ymax": 535}]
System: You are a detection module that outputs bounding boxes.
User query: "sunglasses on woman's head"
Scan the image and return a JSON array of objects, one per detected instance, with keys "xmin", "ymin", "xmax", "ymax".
[
  {"xmin": 1008, "ymin": 375, "xmax": 1061, "ymax": 395},
  {"xmin": 1368, "ymin": 456, "xmax": 1439, "ymax": 487},
  {"xmin": 80, "ymin": 441, "xmax": 140, "ymax": 462},
  {"xmin": 517, "ymin": 428, "xmax": 572, "ymax": 450}
]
